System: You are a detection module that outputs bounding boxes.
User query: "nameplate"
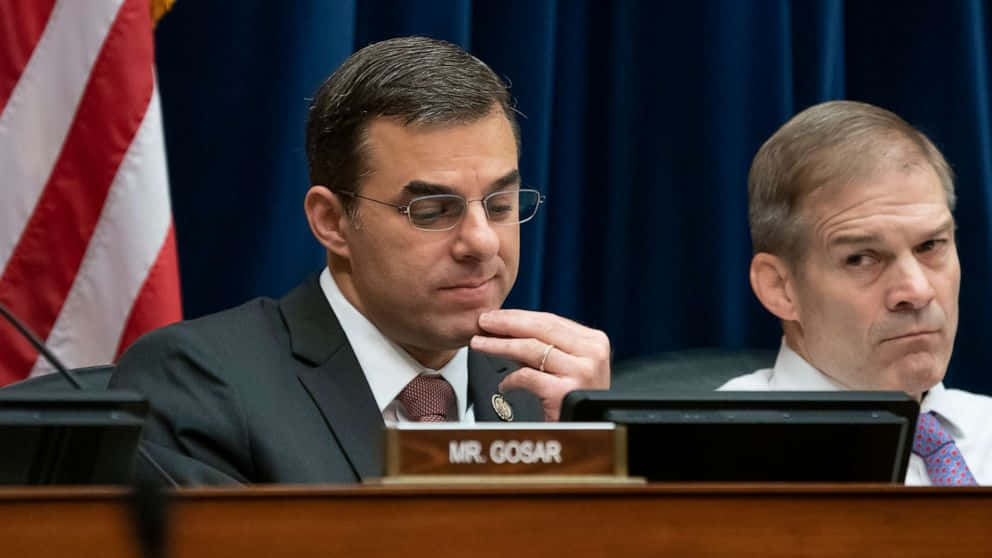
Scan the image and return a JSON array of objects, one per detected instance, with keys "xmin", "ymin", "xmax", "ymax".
[{"xmin": 381, "ymin": 422, "xmax": 628, "ymax": 482}]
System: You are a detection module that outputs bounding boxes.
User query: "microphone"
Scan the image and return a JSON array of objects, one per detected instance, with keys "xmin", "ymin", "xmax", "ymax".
[
  {"xmin": 0, "ymin": 303, "xmax": 84, "ymax": 389},
  {"xmin": 0, "ymin": 302, "xmax": 179, "ymax": 488}
]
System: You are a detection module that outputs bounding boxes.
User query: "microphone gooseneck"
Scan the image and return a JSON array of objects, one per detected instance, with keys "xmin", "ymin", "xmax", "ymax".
[
  {"xmin": 0, "ymin": 301, "xmax": 179, "ymax": 488},
  {"xmin": 0, "ymin": 302, "xmax": 84, "ymax": 389}
]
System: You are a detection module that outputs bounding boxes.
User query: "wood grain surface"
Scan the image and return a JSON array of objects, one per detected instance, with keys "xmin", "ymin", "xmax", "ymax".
[{"xmin": 1, "ymin": 484, "xmax": 989, "ymax": 557}]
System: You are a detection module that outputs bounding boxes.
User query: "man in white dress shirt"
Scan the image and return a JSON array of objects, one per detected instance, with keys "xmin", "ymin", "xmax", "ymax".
[{"xmin": 720, "ymin": 100, "xmax": 992, "ymax": 485}]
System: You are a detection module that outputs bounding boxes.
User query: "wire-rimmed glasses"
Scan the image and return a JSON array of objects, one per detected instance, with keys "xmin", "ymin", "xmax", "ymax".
[{"xmin": 333, "ymin": 188, "xmax": 545, "ymax": 231}]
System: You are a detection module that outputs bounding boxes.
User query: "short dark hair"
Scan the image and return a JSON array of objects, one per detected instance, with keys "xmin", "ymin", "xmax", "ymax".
[{"xmin": 305, "ymin": 36, "xmax": 520, "ymax": 213}]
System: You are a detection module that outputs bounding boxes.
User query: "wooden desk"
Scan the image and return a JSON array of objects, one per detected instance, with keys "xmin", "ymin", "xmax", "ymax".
[{"xmin": 1, "ymin": 484, "xmax": 990, "ymax": 557}]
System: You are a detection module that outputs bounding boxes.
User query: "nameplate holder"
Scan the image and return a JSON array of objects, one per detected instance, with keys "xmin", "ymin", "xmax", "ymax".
[{"xmin": 378, "ymin": 422, "xmax": 633, "ymax": 484}]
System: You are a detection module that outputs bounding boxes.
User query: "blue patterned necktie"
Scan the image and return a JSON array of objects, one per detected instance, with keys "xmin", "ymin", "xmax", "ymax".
[{"xmin": 912, "ymin": 412, "xmax": 977, "ymax": 486}]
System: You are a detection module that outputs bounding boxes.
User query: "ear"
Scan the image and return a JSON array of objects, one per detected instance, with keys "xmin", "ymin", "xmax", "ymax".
[
  {"xmin": 750, "ymin": 252, "xmax": 800, "ymax": 322},
  {"xmin": 304, "ymin": 185, "xmax": 352, "ymax": 259}
]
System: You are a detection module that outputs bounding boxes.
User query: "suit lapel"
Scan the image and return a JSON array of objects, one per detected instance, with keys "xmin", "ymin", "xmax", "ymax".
[
  {"xmin": 281, "ymin": 276, "xmax": 384, "ymax": 481},
  {"xmin": 280, "ymin": 275, "xmax": 545, "ymax": 480},
  {"xmin": 468, "ymin": 351, "xmax": 544, "ymax": 422}
]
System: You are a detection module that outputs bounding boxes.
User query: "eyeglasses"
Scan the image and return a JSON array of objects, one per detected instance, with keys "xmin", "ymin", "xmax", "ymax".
[{"xmin": 333, "ymin": 188, "xmax": 546, "ymax": 231}]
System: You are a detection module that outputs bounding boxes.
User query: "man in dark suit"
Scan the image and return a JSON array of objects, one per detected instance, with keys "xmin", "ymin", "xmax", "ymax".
[{"xmin": 110, "ymin": 37, "xmax": 610, "ymax": 485}]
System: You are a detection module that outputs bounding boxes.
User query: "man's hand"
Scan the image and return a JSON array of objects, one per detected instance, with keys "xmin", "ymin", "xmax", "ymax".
[{"xmin": 469, "ymin": 310, "xmax": 610, "ymax": 421}]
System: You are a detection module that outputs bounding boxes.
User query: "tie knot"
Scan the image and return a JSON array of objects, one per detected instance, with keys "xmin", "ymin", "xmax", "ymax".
[
  {"xmin": 913, "ymin": 412, "xmax": 954, "ymax": 457},
  {"xmin": 397, "ymin": 374, "xmax": 455, "ymax": 422}
]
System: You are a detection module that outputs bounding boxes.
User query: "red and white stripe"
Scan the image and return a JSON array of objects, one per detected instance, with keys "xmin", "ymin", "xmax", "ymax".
[{"xmin": 0, "ymin": 0, "xmax": 182, "ymax": 384}]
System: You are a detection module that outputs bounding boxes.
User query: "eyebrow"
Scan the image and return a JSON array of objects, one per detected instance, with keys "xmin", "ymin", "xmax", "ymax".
[
  {"xmin": 926, "ymin": 218, "xmax": 957, "ymax": 239},
  {"xmin": 829, "ymin": 217, "xmax": 957, "ymax": 248},
  {"xmin": 829, "ymin": 233, "xmax": 882, "ymax": 247},
  {"xmin": 401, "ymin": 169, "xmax": 521, "ymax": 197}
]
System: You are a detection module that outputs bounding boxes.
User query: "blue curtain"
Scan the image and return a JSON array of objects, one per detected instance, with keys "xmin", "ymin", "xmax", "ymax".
[{"xmin": 155, "ymin": 0, "xmax": 992, "ymax": 395}]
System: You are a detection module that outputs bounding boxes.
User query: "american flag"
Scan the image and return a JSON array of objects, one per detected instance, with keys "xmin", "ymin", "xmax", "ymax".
[{"xmin": 0, "ymin": 0, "xmax": 182, "ymax": 385}]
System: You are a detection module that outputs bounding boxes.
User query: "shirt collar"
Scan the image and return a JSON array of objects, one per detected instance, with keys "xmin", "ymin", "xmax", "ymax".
[
  {"xmin": 769, "ymin": 340, "xmax": 849, "ymax": 391},
  {"xmin": 920, "ymin": 382, "xmax": 966, "ymax": 438},
  {"xmin": 318, "ymin": 268, "xmax": 470, "ymax": 420},
  {"xmin": 775, "ymin": 340, "xmax": 964, "ymax": 436}
]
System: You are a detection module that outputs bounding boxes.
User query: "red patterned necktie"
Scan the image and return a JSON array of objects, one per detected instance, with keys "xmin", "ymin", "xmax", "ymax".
[
  {"xmin": 397, "ymin": 374, "xmax": 455, "ymax": 422},
  {"xmin": 912, "ymin": 412, "xmax": 977, "ymax": 486}
]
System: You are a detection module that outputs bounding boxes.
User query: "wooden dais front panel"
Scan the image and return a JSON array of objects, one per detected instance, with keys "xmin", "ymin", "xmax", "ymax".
[{"xmin": 1, "ymin": 484, "xmax": 990, "ymax": 558}]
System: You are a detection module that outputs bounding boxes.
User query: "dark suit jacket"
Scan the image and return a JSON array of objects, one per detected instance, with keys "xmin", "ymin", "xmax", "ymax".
[{"xmin": 109, "ymin": 275, "xmax": 542, "ymax": 485}]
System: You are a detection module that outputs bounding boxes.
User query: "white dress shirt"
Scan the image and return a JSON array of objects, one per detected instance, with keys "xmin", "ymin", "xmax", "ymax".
[
  {"xmin": 720, "ymin": 340, "xmax": 992, "ymax": 485},
  {"xmin": 319, "ymin": 268, "xmax": 474, "ymax": 424}
]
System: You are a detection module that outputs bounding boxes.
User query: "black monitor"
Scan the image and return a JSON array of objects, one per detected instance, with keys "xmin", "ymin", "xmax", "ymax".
[
  {"xmin": 561, "ymin": 391, "xmax": 918, "ymax": 482},
  {"xmin": 0, "ymin": 390, "xmax": 147, "ymax": 484}
]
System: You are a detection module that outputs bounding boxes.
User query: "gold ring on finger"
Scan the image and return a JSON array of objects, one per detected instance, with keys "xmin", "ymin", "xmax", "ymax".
[{"xmin": 539, "ymin": 343, "xmax": 555, "ymax": 372}]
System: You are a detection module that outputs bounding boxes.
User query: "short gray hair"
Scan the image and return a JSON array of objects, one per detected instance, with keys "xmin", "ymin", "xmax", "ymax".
[{"xmin": 748, "ymin": 100, "xmax": 955, "ymax": 261}]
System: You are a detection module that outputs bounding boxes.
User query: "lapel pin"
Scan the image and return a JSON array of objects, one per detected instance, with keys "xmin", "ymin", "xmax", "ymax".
[{"xmin": 491, "ymin": 393, "xmax": 514, "ymax": 422}]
